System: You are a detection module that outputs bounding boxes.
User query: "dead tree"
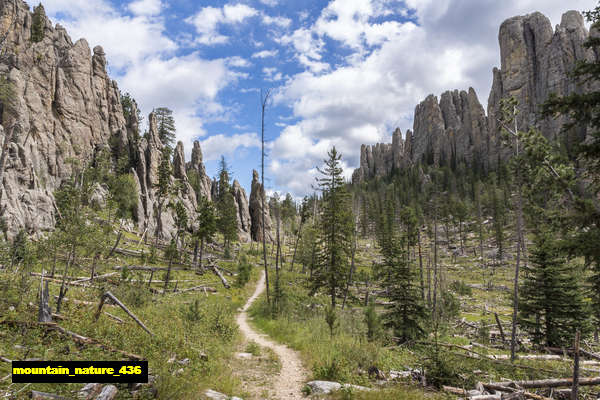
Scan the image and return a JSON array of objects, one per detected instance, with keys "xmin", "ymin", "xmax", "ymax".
[
  {"xmin": 261, "ymin": 88, "xmax": 271, "ymax": 305},
  {"xmin": 94, "ymin": 291, "xmax": 153, "ymax": 336},
  {"xmin": 38, "ymin": 271, "xmax": 52, "ymax": 323}
]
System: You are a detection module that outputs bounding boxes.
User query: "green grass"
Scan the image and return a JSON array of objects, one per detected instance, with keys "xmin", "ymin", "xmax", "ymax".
[{"xmin": 0, "ymin": 236, "xmax": 263, "ymax": 399}]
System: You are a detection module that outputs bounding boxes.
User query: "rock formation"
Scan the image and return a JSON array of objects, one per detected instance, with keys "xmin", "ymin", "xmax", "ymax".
[
  {"xmin": 0, "ymin": 0, "xmax": 255, "ymax": 242},
  {"xmin": 249, "ymin": 170, "xmax": 273, "ymax": 243},
  {"xmin": 185, "ymin": 140, "xmax": 212, "ymax": 201},
  {"xmin": 353, "ymin": 10, "xmax": 595, "ymax": 182},
  {"xmin": 232, "ymin": 179, "xmax": 251, "ymax": 243},
  {"xmin": 0, "ymin": 0, "xmax": 127, "ymax": 238}
]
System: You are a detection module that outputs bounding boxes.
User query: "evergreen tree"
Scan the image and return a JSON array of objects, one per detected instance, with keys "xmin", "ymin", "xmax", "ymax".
[
  {"xmin": 172, "ymin": 200, "xmax": 188, "ymax": 249},
  {"xmin": 154, "ymin": 107, "xmax": 176, "ymax": 148},
  {"xmin": 519, "ymin": 229, "xmax": 589, "ymax": 347},
  {"xmin": 381, "ymin": 232, "xmax": 428, "ymax": 342},
  {"xmin": 106, "ymin": 173, "xmax": 138, "ymax": 259},
  {"xmin": 541, "ymin": 3, "xmax": 600, "ymax": 330},
  {"xmin": 215, "ymin": 156, "xmax": 238, "ymax": 255},
  {"xmin": 154, "ymin": 146, "xmax": 173, "ymax": 242},
  {"xmin": 31, "ymin": 4, "xmax": 46, "ymax": 43},
  {"xmin": 311, "ymin": 147, "xmax": 353, "ymax": 307},
  {"xmin": 194, "ymin": 195, "xmax": 217, "ymax": 271}
]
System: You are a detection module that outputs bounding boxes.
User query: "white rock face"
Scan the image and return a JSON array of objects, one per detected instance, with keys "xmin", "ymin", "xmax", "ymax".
[
  {"xmin": 0, "ymin": 0, "xmax": 253, "ymax": 241},
  {"xmin": 353, "ymin": 10, "xmax": 596, "ymax": 183}
]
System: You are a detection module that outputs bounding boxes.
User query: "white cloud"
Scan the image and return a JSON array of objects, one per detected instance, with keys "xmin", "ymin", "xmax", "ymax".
[
  {"xmin": 42, "ymin": 0, "xmax": 176, "ymax": 69},
  {"xmin": 119, "ymin": 54, "xmax": 243, "ymax": 153},
  {"xmin": 262, "ymin": 14, "xmax": 292, "ymax": 28},
  {"xmin": 128, "ymin": 0, "xmax": 163, "ymax": 16},
  {"xmin": 226, "ymin": 56, "xmax": 252, "ymax": 67},
  {"xmin": 252, "ymin": 49, "xmax": 278, "ymax": 58},
  {"xmin": 269, "ymin": 0, "xmax": 599, "ymax": 197},
  {"xmin": 278, "ymin": 28, "xmax": 328, "ymax": 73},
  {"xmin": 200, "ymin": 133, "xmax": 261, "ymax": 161},
  {"xmin": 263, "ymin": 67, "xmax": 283, "ymax": 81},
  {"xmin": 259, "ymin": 0, "xmax": 278, "ymax": 6},
  {"xmin": 186, "ymin": 4, "xmax": 258, "ymax": 45}
]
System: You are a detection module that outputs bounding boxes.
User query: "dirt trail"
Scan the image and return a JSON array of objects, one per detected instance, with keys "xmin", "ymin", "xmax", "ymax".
[{"xmin": 236, "ymin": 271, "xmax": 307, "ymax": 399}]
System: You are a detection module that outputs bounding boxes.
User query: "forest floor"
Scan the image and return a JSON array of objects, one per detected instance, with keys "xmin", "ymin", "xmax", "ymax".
[{"xmin": 235, "ymin": 270, "xmax": 308, "ymax": 399}]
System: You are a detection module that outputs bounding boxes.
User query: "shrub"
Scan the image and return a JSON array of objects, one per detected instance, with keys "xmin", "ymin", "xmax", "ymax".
[
  {"xmin": 325, "ymin": 305, "xmax": 339, "ymax": 338},
  {"xmin": 364, "ymin": 303, "xmax": 382, "ymax": 342},
  {"xmin": 235, "ymin": 254, "xmax": 251, "ymax": 288},
  {"xmin": 450, "ymin": 280, "xmax": 472, "ymax": 296}
]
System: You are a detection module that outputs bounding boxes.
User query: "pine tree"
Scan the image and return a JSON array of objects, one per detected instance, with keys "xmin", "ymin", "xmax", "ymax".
[
  {"xmin": 31, "ymin": 4, "xmax": 46, "ymax": 43},
  {"xmin": 519, "ymin": 228, "xmax": 589, "ymax": 347},
  {"xmin": 381, "ymin": 232, "xmax": 428, "ymax": 342},
  {"xmin": 154, "ymin": 146, "xmax": 173, "ymax": 242},
  {"xmin": 106, "ymin": 173, "xmax": 138, "ymax": 259},
  {"xmin": 541, "ymin": 4, "xmax": 600, "ymax": 331},
  {"xmin": 311, "ymin": 147, "xmax": 353, "ymax": 308},
  {"xmin": 194, "ymin": 195, "xmax": 217, "ymax": 271},
  {"xmin": 216, "ymin": 156, "xmax": 238, "ymax": 256},
  {"xmin": 154, "ymin": 107, "xmax": 176, "ymax": 148}
]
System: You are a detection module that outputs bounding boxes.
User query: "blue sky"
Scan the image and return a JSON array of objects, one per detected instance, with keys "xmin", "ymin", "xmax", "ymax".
[{"xmin": 38, "ymin": 0, "xmax": 597, "ymax": 198}]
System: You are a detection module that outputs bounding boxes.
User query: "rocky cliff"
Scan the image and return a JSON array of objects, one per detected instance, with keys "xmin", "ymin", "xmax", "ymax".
[
  {"xmin": 249, "ymin": 169, "xmax": 273, "ymax": 243},
  {"xmin": 353, "ymin": 10, "xmax": 595, "ymax": 182},
  {"xmin": 0, "ymin": 0, "xmax": 255, "ymax": 241}
]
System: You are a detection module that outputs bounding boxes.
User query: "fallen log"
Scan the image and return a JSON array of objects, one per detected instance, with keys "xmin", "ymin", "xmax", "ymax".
[
  {"xmin": 70, "ymin": 272, "xmax": 119, "ymax": 285},
  {"xmin": 53, "ymin": 295, "xmax": 116, "ymax": 307},
  {"xmin": 173, "ymin": 285, "xmax": 217, "ymax": 294},
  {"xmin": 416, "ymin": 341, "xmax": 558, "ymax": 374},
  {"xmin": 490, "ymin": 376, "xmax": 600, "ymax": 389},
  {"xmin": 94, "ymin": 292, "xmax": 153, "ymax": 336},
  {"xmin": 482, "ymin": 383, "xmax": 552, "ymax": 400},
  {"xmin": 546, "ymin": 346, "xmax": 600, "ymax": 362},
  {"xmin": 30, "ymin": 390, "xmax": 67, "ymax": 400},
  {"xmin": 209, "ymin": 265, "xmax": 230, "ymax": 289},
  {"xmin": 41, "ymin": 322, "xmax": 143, "ymax": 360},
  {"xmin": 32, "ymin": 274, "xmax": 101, "ymax": 289},
  {"xmin": 113, "ymin": 265, "xmax": 189, "ymax": 272}
]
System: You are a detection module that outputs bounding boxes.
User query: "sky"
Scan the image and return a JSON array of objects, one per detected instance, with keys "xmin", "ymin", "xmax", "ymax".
[{"xmin": 38, "ymin": 0, "xmax": 598, "ymax": 198}]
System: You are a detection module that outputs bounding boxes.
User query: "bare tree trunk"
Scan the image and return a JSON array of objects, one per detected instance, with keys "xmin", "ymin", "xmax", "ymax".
[
  {"xmin": 432, "ymin": 209, "xmax": 439, "ymax": 320},
  {"xmin": 193, "ymin": 238, "xmax": 199, "ymax": 266},
  {"xmin": 342, "ymin": 230, "xmax": 357, "ymax": 310},
  {"xmin": 290, "ymin": 219, "xmax": 304, "ymax": 272},
  {"xmin": 261, "ymin": 89, "xmax": 271, "ymax": 306},
  {"xmin": 275, "ymin": 215, "xmax": 281, "ymax": 310},
  {"xmin": 90, "ymin": 252, "xmax": 100, "ymax": 282},
  {"xmin": 56, "ymin": 244, "xmax": 75, "ymax": 313},
  {"xmin": 572, "ymin": 330, "xmax": 580, "ymax": 400},
  {"xmin": 310, "ymin": 240, "xmax": 316, "ymax": 280},
  {"xmin": 510, "ymin": 186, "xmax": 524, "ymax": 361},
  {"xmin": 418, "ymin": 229, "xmax": 425, "ymax": 302},
  {"xmin": 51, "ymin": 245, "xmax": 58, "ymax": 278},
  {"xmin": 163, "ymin": 233, "xmax": 178, "ymax": 294},
  {"xmin": 107, "ymin": 222, "xmax": 123, "ymax": 259},
  {"xmin": 427, "ymin": 254, "xmax": 432, "ymax": 308},
  {"xmin": 199, "ymin": 238, "xmax": 204, "ymax": 272}
]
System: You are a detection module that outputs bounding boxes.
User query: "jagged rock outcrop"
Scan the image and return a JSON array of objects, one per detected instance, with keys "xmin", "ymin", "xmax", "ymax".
[
  {"xmin": 0, "ymin": 0, "xmax": 128, "ymax": 238},
  {"xmin": 353, "ymin": 9, "xmax": 595, "ymax": 183},
  {"xmin": 249, "ymin": 170, "xmax": 273, "ymax": 243},
  {"xmin": 0, "ymin": 0, "xmax": 254, "ymax": 242},
  {"xmin": 185, "ymin": 140, "xmax": 212, "ymax": 201},
  {"xmin": 232, "ymin": 180, "xmax": 251, "ymax": 243},
  {"xmin": 488, "ymin": 10, "xmax": 595, "ymax": 157}
]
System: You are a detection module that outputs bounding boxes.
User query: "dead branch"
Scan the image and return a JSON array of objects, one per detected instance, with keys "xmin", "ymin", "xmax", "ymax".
[
  {"xmin": 489, "ymin": 376, "xmax": 600, "ymax": 389},
  {"xmin": 40, "ymin": 322, "xmax": 143, "ymax": 360},
  {"xmin": 209, "ymin": 264, "xmax": 230, "ymax": 289},
  {"xmin": 94, "ymin": 291, "xmax": 153, "ymax": 336}
]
